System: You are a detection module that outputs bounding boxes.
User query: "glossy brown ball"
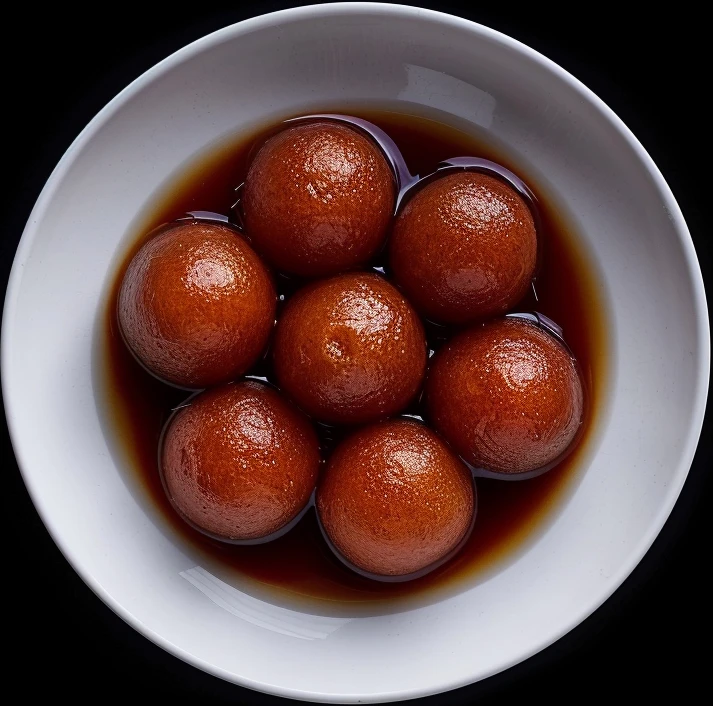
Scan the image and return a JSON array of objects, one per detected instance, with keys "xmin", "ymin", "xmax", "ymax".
[
  {"xmin": 317, "ymin": 419, "xmax": 475, "ymax": 578},
  {"xmin": 426, "ymin": 317, "xmax": 584, "ymax": 475},
  {"xmin": 242, "ymin": 121, "xmax": 396, "ymax": 277},
  {"xmin": 390, "ymin": 172, "xmax": 537, "ymax": 324},
  {"xmin": 161, "ymin": 381, "xmax": 321, "ymax": 542},
  {"xmin": 118, "ymin": 221, "xmax": 276, "ymax": 389},
  {"xmin": 273, "ymin": 272, "xmax": 427, "ymax": 425}
]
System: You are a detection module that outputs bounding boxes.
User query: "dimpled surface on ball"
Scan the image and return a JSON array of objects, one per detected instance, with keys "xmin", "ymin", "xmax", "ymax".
[
  {"xmin": 118, "ymin": 221, "xmax": 276, "ymax": 389},
  {"xmin": 390, "ymin": 172, "xmax": 537, "ymax": 324},
  {"xmin": 273, "ymin": 272, "xmax": 427, "ymax": 425},
  {"xmin": 161, "ymin": 381, "xmax": 321, "ymax": 541},
  {"xmin": 426, "ymin": 317, "xmax": 584, "ymax": 474},
  {"xmin": 242, "ymin": 121, "xmax": 396, "ymax": 277},
  {"xmin": 317, "ymin": 419, "xmax": 475, "ymax": 577}
]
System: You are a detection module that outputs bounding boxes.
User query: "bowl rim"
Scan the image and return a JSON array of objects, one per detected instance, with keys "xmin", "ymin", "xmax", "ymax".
[{"xmin": 2, "ymin": 2, "xmax": 710, "ymax": 702}]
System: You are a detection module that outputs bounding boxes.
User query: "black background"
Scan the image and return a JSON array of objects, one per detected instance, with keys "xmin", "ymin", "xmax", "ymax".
[{"xmin": 3, "ymin": 2, "xmax": 710, "ymax": 703}]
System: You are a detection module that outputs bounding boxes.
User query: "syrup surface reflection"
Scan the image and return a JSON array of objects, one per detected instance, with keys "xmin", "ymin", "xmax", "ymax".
[
  {"xmin": 102, "ymin": 107, "xmax": 607, "ymax": 607},
  {"xmin": 181, "ymin": 566, "xmax": 352, "ymax": 637}
]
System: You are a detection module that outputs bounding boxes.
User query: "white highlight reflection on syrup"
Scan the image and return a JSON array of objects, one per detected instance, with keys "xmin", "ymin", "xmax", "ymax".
[
  {"xmin": 398, "ymin": 64, "xmax": 496, "ymax": 128},
  {"xmin": 180, "ymin": 566, "xmax": 352, "ymax": 640}
]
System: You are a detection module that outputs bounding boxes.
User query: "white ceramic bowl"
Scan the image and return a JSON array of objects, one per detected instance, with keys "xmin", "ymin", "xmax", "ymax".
[{"xmin": 2, "ymin": 3, "xmax": 709, "ymax": 703}]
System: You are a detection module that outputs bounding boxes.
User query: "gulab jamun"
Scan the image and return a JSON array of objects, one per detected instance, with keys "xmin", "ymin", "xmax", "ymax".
[
  {"xmin": 161, "ymin": 380, "xmax": 320, "ymax": 542},
  {"xmin": 242, "ymin": 121, "xmax": 396, "ymax": 277},
  {"xmin": 272, "ymin": 272, "xmax": 426, "ymax": 425},
  {"xmin": 426, "ymin": 317, "xmax": 585, "ymax": 475},
  {"xmin": 118, "ymin": 220, "xmax": 276, "ymax": 389},
  {"xmin": 390, "ymin": 171, "xmax": 537, "ymax": 324},
  {"xmin": 317, "ymin": 419, "xmax": 475, "ymax": 578}
]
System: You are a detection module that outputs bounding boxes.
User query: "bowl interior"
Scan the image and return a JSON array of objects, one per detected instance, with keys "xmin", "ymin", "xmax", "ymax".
[{"xmin": 3, "ymin": 4, "xmax": 707, "ymax": 703}]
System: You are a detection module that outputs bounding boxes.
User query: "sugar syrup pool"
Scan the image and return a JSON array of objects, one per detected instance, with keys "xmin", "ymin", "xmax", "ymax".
[{"xmin": 98, "ymin": 105, "xmax": 609, "ymax": 610}]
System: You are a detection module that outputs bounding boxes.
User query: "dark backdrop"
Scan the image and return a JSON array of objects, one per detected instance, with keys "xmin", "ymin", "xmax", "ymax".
[{"xmin": 3, "ymin": 2, "xmax": 710, "ymax": 703}]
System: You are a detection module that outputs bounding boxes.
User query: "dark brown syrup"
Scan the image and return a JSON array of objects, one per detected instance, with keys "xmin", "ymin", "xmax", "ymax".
[{"xmin": 100, "ymin": 107, "xmax": 608, "ymax": 605}]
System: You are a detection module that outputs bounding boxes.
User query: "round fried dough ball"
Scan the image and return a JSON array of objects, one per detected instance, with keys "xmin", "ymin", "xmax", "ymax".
[
  {"xmin": 118, "ymin": 220, "xmax": 276, "ymax": 389},
  {"xmin": 317, "ymin": 419, "xmax": 475, "ymax": 578},
  {"xmin": 273, "ymin": 272, "xmax": 426, "ymax": 425},
  {"xmin": 426, "ymin": 317, "xmax": 584, "ymax": 475},
  {"xmin": 243, "ymin": 121, "xmax": 395, "ymax": 277},
  {"xmin": 161, "ymin": 381, "xmax": 320, "ymax": 542},
  {"xmin": 390, "ymin": 172, "xmax": 537, "ymax": 324}
]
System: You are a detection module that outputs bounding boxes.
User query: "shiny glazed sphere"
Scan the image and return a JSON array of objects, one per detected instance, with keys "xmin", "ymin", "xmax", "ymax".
[
  {"xmin": 317, "ymin": 419, "xmax": 475, "ymax": 578},
  {"xmin": 118, "ymin": 221, "xmax": 276, "ymax": 389},
  {"xmin": 426, "ymin": 317, "xmax": 584, "ymax": 475},
  {"xmin": 242, "ymin": 121, "xmax": 396, "ymax": 277},
  {"xmin": 272, "ymin": 272, "xmax": 427, "ymax": 425},
  {"xmin": 161, "ymin": 381, "xmax": 321, "ymax": 542},
  {"xmin": 390, "ymin": 172, "xmax": 537, "ymax": 324}
]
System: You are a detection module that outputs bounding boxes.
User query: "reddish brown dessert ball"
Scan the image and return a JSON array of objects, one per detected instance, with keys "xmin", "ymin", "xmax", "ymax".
[
  {"xmin": 317, "ymin": 419, "xmax": 475, "ymax": 578},
  {"xmin": 426, "ymin": 317, "xmax": 585, "ymax": 475},
  {"xmin": 273, "ymin": 272, "xmax": 427, "ymax": 425},
  {"xmin": 161, "ymin": 381, "xmax": 321, "ymax": 542},
  {"xmin": 390, "ymin": 172, "xmax": 537, "ymax": 324},
  {"xmin": 242, "ymin": 121, "xmax": 396, "ymax": 277},
  {"xmin": 118, "ymin": 220, "xmax": 276, "ymax": 389}
]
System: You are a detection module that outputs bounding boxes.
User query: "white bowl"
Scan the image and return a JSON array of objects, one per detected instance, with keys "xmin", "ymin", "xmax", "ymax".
[{"xmin": 2, "ymin": 3, "xmax": 709, "ymax": 703}]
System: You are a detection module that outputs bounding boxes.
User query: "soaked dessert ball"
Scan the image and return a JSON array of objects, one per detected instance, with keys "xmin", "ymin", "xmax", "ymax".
[
  {"xmin": 390, "ymin": 171, "xmax": 537, "ymax": 324},
  {"xmin": 242, "ymin": 121, "xmax": 396, "ymax": 277},
  {"xmin": 161, "ymin": 381, "xmax": 320, "ymax": 542},
  {"xmin": 118, "ymin": 220, "xmax": 276, "ymax": 389},
  {"xmin": 317, "ymin": 419, "xmax": 475, "ymax": 578},
  {"xmin": 426, "ymin": 317, "xmax": 584, "ymax": 475},
  {"xmin": 273, "ymin": 272, "xmax": 426, "ymax": 425}
]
